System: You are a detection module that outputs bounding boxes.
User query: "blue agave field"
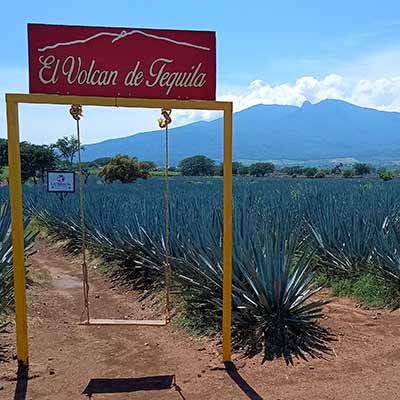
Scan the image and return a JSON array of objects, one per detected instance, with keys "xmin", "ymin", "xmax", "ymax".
[{"xmin": 3, "ymin": 176, "xmax": 400, "ymax": 362}]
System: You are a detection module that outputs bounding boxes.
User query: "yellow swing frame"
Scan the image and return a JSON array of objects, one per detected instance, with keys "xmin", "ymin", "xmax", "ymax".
[{"xmin": 5, "ymin": 93, "xmax": 233, "ymax": 367}]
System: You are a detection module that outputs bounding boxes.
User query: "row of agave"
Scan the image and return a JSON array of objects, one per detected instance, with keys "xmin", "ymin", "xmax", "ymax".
[
  {"xmin": 0, "ymin": 200, "xmax": 35, "ymax": 316},
  {"xmin": 20, "ymin": 177, "xmax": 400, "ymax": 362}
]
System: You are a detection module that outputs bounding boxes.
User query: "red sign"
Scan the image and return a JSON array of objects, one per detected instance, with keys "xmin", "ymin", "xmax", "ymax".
[{"xmin": 28, "ymin": 24, "xmax": 216, "ymax": 100}]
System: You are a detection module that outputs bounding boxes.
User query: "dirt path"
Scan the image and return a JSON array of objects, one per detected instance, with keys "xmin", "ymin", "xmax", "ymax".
[{"xmin": 1, "ymin": 239, "xmax": 400, "ymax": 399}]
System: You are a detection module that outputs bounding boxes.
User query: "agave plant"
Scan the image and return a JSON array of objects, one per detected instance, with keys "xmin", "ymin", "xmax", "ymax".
[
  {"xmin": 164, "ymin": 205, "xmax": 331, "ymax": 364},
  {"xmin": 304, "ymin": 186, "xmax": 396, "ymax": 276},
  {"xmin": 0, "ymin": 201, "xmax": 36, "ymax": 315},
  {"xmin": 374, "ymin": 214, "xmax": 400, "ymax": 283}
]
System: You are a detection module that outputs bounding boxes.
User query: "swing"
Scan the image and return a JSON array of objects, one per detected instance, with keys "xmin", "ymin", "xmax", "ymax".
[{"xmin": 69, "ymin": 104, "xmax": 172, "ymax": 327}]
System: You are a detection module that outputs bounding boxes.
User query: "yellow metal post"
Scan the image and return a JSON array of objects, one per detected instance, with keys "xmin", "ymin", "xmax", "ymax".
[
  {"xmin": 222, "ymin": 103, "xmax": 233, "ymax": 362},
  {"xmin": 6, "ymin": 99, "xmax": 29, "ymax": 366}
]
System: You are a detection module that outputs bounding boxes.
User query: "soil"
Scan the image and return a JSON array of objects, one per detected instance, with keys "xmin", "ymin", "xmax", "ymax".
[{"xmin": 1, "ymin": 239, "xmax": 400, "ymax": 399}]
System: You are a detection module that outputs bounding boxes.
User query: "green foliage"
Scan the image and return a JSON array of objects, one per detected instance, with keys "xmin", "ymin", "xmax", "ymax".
[
  {"xmin": 210, "ymin": 162, "xmax": 250, "ymax": 176},
  {"xmin": 329, "ymin": 274, "xmax": 397, "ymax": 307},
  {"xmin": 232, "ymin": 161, "xmax": 244, "ymax": 175},
  {"xmin": 237, "ymin": 164, "xmax": 250, "ymax": 175},
  {"xmin": 314, "ymin": 171, "xmax": 326, "ymax": 178},
  {"xmin": 342, "ymin": 168, "xmax": 353, "ymax": 178},
  {"xmin": 0, "ymin": 140, "xmax": 58, "ymax": 184},
  {"xmin": 88, "ymin": 157, "xmax": 113, "ymax": 168},
  {"xmin": 331, "ymin": 278, "xmax": 354, "ymax": 297},
  {"xmin": 151, "ymin": 170, "xmax": 181, "ymax": 176},
  {"xmin": 331, "ymin": 163, "xmax": 343, "ymax": 175},
  {"xmin": 54, "ymin": 135, "xmax": 81, "ymax": 168},
  {"xmin": 213, "ymin": 163, "xmax": 223, "ymax": 176},
  {"xmin": 378, "ymin": 168, "xmax": 393, "ymax": 181},
  {"xmin": 249, "ymin": 162, "xmax": 275, "ymax": 176},
  {"xmin": 304, "ymin": 167, "xmax": 318, "ymax": 178},
  {"xmin": 98, "ymin": 155, "xmax": 150, "ymax": 183},
  {"xmin": 353, "ymin": 163, "xmax": 371, "ymax": 176},
  {"xmin": 140, "ymin": 161, "xmax": 158, "ymax": 173},
  {"xmin": 178, "ymin": 155, "xmax": 215, "ymax": 176},
  {"xmin": 280, "ymin": 165, "xmax": 305, "ymax": 176},
  {"xmin": 280, "ymin": 166, "xmax": 325, "ymax": 178}
]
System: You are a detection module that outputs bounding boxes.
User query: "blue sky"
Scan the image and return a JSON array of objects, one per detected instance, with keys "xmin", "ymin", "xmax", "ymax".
[{"xmin": 2, "ymin": 0, "xmax": 400, "ymax": 144}]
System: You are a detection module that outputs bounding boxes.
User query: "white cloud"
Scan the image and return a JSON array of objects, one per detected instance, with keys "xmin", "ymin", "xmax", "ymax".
[
  {"xmin": 173, "ymin": 73, "xmax": 400, "ymax": 124},
  {"xmin": 3, "ymin": 66, "xmax": 400, "ymax": 146},
  {"xmin": 219, "ymin": 74, "xmax": 400, "ymax": 112}
]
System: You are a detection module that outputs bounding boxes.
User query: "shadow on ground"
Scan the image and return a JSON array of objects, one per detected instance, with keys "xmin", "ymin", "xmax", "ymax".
[
  {"xmin": 83, "ymin": 374, "xmax": 187, "ymax": 398},
  {"xmin": 224, "ymin": 362, "xmax": 264, "ymax": 400},
  {"xmin": 13, "ymin": 364, "xmax": 28, "ymax": 400}
]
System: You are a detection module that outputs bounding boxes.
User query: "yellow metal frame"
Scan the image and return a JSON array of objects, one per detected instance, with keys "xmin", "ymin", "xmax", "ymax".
[{"xmin": 5, "ymin": 93, "xmax": 233, "ymax": 366}]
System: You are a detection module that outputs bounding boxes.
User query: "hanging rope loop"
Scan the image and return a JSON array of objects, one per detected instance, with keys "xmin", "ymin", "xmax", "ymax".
[
  {"xmin": 159, "ymin": 108, "xmax": 172, "ymax": 323},
  {"xmin": 158, "ymin": 109, "xmax": 172, "ymax": 128},
  {"xmin": 69, "ymin": 104, "xmax": 83, "ymax": 121},
  {"xmin": 69, "ymin": 104, "xmax": 89, "ymax": 324}
]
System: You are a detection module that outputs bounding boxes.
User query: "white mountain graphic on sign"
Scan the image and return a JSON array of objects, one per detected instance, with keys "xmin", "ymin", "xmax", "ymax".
[{"xmin": 38, "ymin": 29, "xmax": 211, "ymax": 52}]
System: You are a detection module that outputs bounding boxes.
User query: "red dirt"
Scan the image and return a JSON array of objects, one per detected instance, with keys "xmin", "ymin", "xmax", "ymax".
[{"xmin": 1, "ymin": 239, "xmax": 400, "ymax": 399}]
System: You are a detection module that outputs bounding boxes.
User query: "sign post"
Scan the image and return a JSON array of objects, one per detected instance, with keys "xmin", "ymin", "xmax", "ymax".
[{"xmin": 47, "ymin": 171, "xmax": 76, "ymax": 203}]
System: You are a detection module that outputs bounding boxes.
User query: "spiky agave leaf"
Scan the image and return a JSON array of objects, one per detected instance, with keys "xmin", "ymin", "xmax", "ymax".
[
  {"xmin": 0, "ymin": 200, "xmax": 36, "ymax": 315},
  {"xmin": 374, "ymin": 214, "xmax": 400, "ymax": 283},
  {"xmin": 304, "ymin": 188, "xmax": 385, "ymax": 275}
]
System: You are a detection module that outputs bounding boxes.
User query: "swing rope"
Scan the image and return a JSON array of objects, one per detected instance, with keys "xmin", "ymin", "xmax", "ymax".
[
  {"xmin": 69, "ymin": 104, "xmax": 90, "ymax": 324},
  {"xmin": 158, "ymin": 109, "xmax": 172, "ymax": 323},
  {"xmin": 69, "ymin": 104, "xmax": 173, "ymax": 325}
]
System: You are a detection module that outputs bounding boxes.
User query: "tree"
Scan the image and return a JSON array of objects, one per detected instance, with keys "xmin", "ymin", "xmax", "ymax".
[
  {"xmin": 342, "ymin": 168, "xmax": 353, "ymax": 178},
  {"xmin": 88, "ymin": 157, "xmax": 112, "ymax": 168},
  {"xmin": 140, "ymin": 161, "xmax": 157, "ymax": 175},
  {"xmin": 98, "ymin": 155, "xmax": 150, "ymax": 183},
  {"xmin": 214, "ymin": 163, "xmax": 223, "ymax": 176},
  {"xmin": 232, "ymin": 162, "xmax": 244, "ymax": 175},
  {"xmin": 314, "ymin": 170, "xmax": 326, "ymax": 178},
  {"xmin": 249, "ymin": 162, "xmax": 275, "ymax": 177},
  {"xmin": 353, "ymin": 163, "xmax": 371, "ymax": 176},
  {"xmin": 211, "ymin": 162, "xmax": 248, "ymax": 176},
  {"xmin": 0, "ymin": 139, "xmax": 8, "ymax": 167},
  {"xmin": 237, "ymin": 165, "xmax": 250, "ymax": 175},
  {"xmin": 303, "ymin": 167, "xmax": 318, "ymax": 178},
  {"xmin": 55, "ymin": 135, "xmax": 82, "ymax": 168},
  {"xmin": 0, "ymin": 140, "xmax": 58, "ymax": 184},
  {"xmin": 178, "ymin": 155, "xmax": 215, "ymax": 176},
  {"xmin": 378, "ymin": 168, "xmax": 393, "ymax": 181},
  {"xmin": 31, "ymin": 144, "xmax": 58, "ymax": 183},
  {"xmin": 331, "ymin": 163, "xmax": 343, "ymax": 175},
  {"xmin": 280, "ymin": 165, "xmax": 304, "ymax": 177}
]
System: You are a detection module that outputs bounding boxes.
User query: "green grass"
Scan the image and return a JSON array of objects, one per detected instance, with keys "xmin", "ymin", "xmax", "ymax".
[
  {"xmin": 316, "ymin": 271, "xmax": 399, "ymax": 307},
  {"xmin": 173, "ymin": 295, "xmax": 220, "ymax": 336},
  {"xmin": 97, "ymin": 262, "xmax": 113, "ymax": 274},
  {"xmin": 0, "ymin": 167, "xmax": 9, "ymax": 182},
  {"xmin": 150, "ymin": 170, "xmax": 181, "ymax": 176}
]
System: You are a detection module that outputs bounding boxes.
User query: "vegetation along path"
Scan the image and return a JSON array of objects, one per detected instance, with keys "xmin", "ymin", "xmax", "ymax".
[{"xmin": 1, "ymin": 239, "xmax": 400, "ymax": 399}]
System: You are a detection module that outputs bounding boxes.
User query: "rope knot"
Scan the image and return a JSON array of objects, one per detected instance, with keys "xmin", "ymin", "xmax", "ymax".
[
  {"xmin": 70, "ymin": 104, "xmax": 83, "ymax": 121},
  {"xmin": 158, "ymin": 109, "xmax": 172, "ymax": 128}
]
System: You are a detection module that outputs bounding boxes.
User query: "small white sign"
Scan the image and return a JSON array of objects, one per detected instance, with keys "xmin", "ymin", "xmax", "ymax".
[{"xmin": 47, "ymin": 171, "xmax": 75, "ymax": 193}]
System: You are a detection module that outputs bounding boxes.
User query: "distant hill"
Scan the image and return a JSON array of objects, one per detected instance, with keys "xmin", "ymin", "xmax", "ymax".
[{"xmin": 83, "ymin": 99, "xmax": 400, "ymax": 166}]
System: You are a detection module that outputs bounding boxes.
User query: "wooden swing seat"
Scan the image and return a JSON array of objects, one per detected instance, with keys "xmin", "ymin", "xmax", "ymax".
[{"xmin": 80, "ymin": 318, "xmax": 167, "ymax": 326}]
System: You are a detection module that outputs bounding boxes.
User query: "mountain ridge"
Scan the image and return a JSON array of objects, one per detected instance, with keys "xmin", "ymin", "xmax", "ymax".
[{"xmin": 83, "ymin": 99, "xmax": 400, "ymax": 165}]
